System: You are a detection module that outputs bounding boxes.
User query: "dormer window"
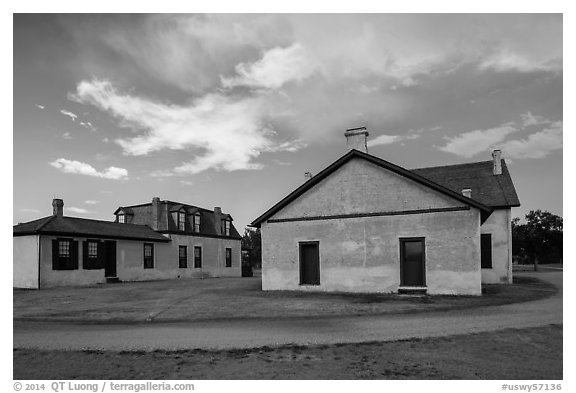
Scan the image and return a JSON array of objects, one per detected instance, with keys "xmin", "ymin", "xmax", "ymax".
[
  {"xmin": 118, "ymin": 214, "xmax": 125, "ymax": 224},
  {"xmin": 178, "ymin": 212, "xmax": 186, "ymax": 231},
  {"xmin": 222, "ymin": 219, "xmax": 231, "ymax": 236},
  {"xmin": 193, "ymin": 213, "xmax": 201, "ymax": 233}
]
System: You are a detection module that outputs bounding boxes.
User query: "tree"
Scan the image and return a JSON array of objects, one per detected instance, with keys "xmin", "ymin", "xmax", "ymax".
[
  {"xmin": 241, "ymin": 228, "xmax": 262, "ymax": 269},
  {"xmin": 512, "ymin": 210, "xmax": 563, "ymax": 270}
]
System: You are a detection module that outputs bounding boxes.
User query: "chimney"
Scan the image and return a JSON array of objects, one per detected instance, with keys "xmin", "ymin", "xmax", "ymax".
[
  {"xmin": 151, "ymin": 197, "xmax": 161, "ymax": 230},
  {"xmin": 304, "ymin": 172, "xmax": 313, "ymax": 181},
  {"xmin": 492, "ymin": 149, "xmax": 502, "ymax": 175},
  {"xmin": 462, "ymin": 188, "xmax": 472, "ymax": 198},
  {"xmin": 214, "ymin": 207, "xmax": 222, "ymax": 235},
  {"xmin": 345, "ymin": 127, "xmax": 369, "ymax": 153},
  {"xmin": 52, "ymin": 198, "xmax": 64, "ymax": 217}
]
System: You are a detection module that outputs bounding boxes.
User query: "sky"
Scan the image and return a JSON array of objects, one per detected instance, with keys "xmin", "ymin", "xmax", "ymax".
[{"xmin": 13, "ymin": 14, "xmax": 563, "ymax": 231}]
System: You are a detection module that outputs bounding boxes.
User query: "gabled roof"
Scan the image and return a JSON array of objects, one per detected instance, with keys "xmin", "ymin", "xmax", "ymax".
[
  {"xmin": 411, "ymin": 160, "xmax": 520, "ymax": 208},
  {"xmin": 13, "ymin": 215, "xmax": 170, "ymax": 242},
  {"xmin": 113, "ymin": 207, "xmax": 134, "ymax": 215},
  {"xmin": 250, "ymin": 149, "xmax": 493, "ymax": 227}
]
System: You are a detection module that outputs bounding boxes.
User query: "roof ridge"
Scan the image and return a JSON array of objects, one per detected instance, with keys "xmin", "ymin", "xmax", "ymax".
[
  {"xmin": 61, "ymin": 215, "xmax": 157, "ymax": 229},
  {"xmin": 411, "ymin": 160, "xmax": 493, "ymax": 171}
]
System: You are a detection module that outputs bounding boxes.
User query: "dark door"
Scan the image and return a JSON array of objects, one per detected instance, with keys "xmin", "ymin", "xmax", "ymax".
[
  {"xmin": 104, "ymin": 241, "xmax": 117, "ymax": 277},
  {"xmin": 400, "ymin": 238, "xmax": 426, "ymax": 287},
  {"xmin": 299, "ymin": 242, "xmax": 320, "ymax": 285}
]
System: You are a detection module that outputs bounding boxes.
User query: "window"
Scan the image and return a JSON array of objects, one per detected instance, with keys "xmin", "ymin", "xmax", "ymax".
[
  {"xmin": 59, "ymin": 240, "xmax": 70, "ymax": 257},
  {"xmin": 193, "ymin": 214, "xmax": 200, "ymax": 233},
  {"xmin": 179, "ymin": 245, "xmax": 187, "ymax": 268},
  {"xmin": 144, "ymin": 243, "xmax": 154, "ymax": 269},
  {"xmin": 83, "ymin": 239, "xmax": 103, "ymax": 270},
  {"xmin": 222, "ymin": 220, "xmax": 231, "ymax": 236},
  {"xmin": 194, "ymin": 246, "xmax": 202, "ymax": 268},
  {"xmin": 178, "ymin": 212, "xmax": 186, "ymax": 231},
  {"xmin": 225, "ymin": 248, "xmax": 232, "ymax": 267},
  {"xmin": 118, "ymin": 214, "xmax": 125, "ymax": 224},
  {"xmin": 481, "ymin": 234, "xmax": 492, "ymax": 269},
  {"xmin": 52, "ymin": 238, "xmax": 78, "ymax": 270}
]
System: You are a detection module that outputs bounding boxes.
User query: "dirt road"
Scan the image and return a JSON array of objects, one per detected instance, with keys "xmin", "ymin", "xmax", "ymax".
[{"xmin": 13, "ymin": 271, "xmax": 562, "ymax": 351}]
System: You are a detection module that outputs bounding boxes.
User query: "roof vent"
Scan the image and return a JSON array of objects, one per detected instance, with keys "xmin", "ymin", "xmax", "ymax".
[
  {"xmin": 462, "ymin": 188, "xmax": 472, "ymax": 198},
  {"xmin": 304, "ymin": 172, "xmax": 313, "ymax": 181}
]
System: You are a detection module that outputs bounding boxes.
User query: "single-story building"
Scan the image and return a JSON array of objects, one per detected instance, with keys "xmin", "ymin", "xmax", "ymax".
[
  {"xmin": 251, "ymin": 127, "xmax": 520, "ymax": 295},
  {"xmin": 13, "ymin": 198, "xmax": 241, "ymax": 289}
]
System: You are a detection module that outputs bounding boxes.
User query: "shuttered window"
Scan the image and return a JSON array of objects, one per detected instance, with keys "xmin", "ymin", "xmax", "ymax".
[
  {"xmin": 481, "ymin": 234, "xmax": 492, "ymax": 269},
  {"xmin": 83, "ymin": 239, "xmax": 104, "ymax": 270},
  {"xmin": 52, "ymin": 238, "xmax": 79, "ymax": 270}
]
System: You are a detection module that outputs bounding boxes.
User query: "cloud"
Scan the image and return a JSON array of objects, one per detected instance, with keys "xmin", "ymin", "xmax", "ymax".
[
  {"xmin": 85, "ymin": 200, "xmax": 100, "ymax": 205},
  {"xmin": 520, "ymin": 112, "xmax": 552, "ymax": 128},
  {"xmin": 67, "ymin": 207, "xmax": 91, "ymax": 214},
  {"xmin": 438, "ymin": 125, "xmax": 518, "ymax": 158},
  {"xmin": 20, "ymin": 208, "xmax": 40, "ymax": 213},
  {"xmin": 368, "ymin": 133, "xmax": 421, "ymax": 148},
  {"xmin": 61, "ymin": 132, "xmax": 73, "ymax": 140},
  {"xmin": 50, "ymin": 158, "xmax": 128, "ymax": 180},
  {"xmin": 35, "ymin": 104, "xmax": 45, "ymax": 110},
  {"xmin": 221, "ymin": 43, "xmax": 316, "ymax": 90},
  {"xmin": 60, "ymin": 109, "xmax": 78, "ymax": 121},
  {"xmin": 499, "ymin": 122, "xmax": 562, "ymax": 159},
  {"xmin": 71, "ymin": 79, "xmax": 305, "ymax": 175},
  {"xmin": 179, "ymin": 180, "xmax": 194, "ymax": 186},
  {"xmin": 79, "ymin": 121, "xmax": 97, "ymax": 131}
]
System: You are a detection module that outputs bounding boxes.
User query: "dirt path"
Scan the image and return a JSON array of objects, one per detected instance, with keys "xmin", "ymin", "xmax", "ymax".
[
  {"xmin": 14, "ymin": 325, "xmax": 563, "ymax": 380},
  {"xmin": 13, "ymin": 272, "xmax": 562, "ymax": 351}
]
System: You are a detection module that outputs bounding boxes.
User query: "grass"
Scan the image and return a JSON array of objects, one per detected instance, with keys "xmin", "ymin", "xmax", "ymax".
[
  {"xmin": 13, "ymin": 324, "xmax": 563, "ymax": 380},
  {"xmin": 13, "ymin": 274, "xmax": 557, "ymax": 324}
]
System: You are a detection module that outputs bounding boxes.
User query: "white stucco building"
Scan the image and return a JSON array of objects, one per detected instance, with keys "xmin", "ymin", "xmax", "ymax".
[
  {"xmin": 13, "ymin": 198, "xmax": 242, "ymax": 289},
  {"xmin": 251, "ymin": 127, "xmax": 520, "ymax": 295}
]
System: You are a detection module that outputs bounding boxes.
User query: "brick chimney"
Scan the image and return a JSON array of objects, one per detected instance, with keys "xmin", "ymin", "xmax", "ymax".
[
  {"xmin": 52, "ymin": 198, "xmax": 64, "ymax": 217},
  {"xmin": 304, "ymin": 172, "xmax": 313, "ymax": 181},
  {"xmin": 492, "ymin": 149, "xmax": 502, "ymax": 175},
  {"xmin": 345, "ymin": 127, "xmax": 369, "ymax": 153},
  {"xmin": 214, "ymin": 207, "xmax": 222, "ymax": 235},
  {"xmin": 151, "ymin": 197, "xmax": 161, "ymax": 230},
  {"xmin": 462, "ymin": 188, "xmax": 472, "ymax": 198}
]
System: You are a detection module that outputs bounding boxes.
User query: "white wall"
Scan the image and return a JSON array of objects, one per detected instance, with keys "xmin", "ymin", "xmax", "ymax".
[
  {"xmin": 481, "ymin": 208, "xmax": 513, "ymax": 284},
  {"xmin": 13, "ymin": 235, "xmax": 39, "ymax": 289},
  {"xmin": 261, "ymin": 157, "xmax": 482, "ymax": 295}
]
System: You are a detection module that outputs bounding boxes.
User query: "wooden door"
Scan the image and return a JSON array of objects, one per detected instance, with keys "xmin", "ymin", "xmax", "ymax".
[
  {"xmin": 400, "ymin": 238, "xmax": 426, "ymax": 287},
  {"xmin": 299, "ymin": 242, "xmax": 320, "ymax": 285},
  {"xmin": 104, "ymin": 241, "xmax": 117, "ymax": 278}
]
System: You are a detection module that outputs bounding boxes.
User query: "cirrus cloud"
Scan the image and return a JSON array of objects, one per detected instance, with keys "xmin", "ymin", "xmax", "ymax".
[{"xmin": 50, "ymin": 158, "xmax": 128, "ymax": 180}]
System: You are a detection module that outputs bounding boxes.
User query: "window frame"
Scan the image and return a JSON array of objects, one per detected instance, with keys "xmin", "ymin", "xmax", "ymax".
[
  {"xmin": 143, "ymin": 243, "xmax": 154, "ymax": 269},
  {"xmin": 225, "ymin": 247, "xmax": 232, "ymax": 267},
  {"xmin": 193, "ymin": 214, "xmax": 201, "ymax": 233},
  {"xmin": 222, "ymin": 220, "xmax": 231, "ymax": 236},
  {"xmin": 194, "ymin": 246, "xmax": 202, "ymax": 268},
  {"xmin": 178, "ymin": 245, "xmax": 188, "ymax": 268},
  {"xmin": 178, "ymin": 212, "xmax": 186, "ymax": 231},
  {"xmin": 118, "ymin": 214, "xmax": 125, "ymax": 224}
]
